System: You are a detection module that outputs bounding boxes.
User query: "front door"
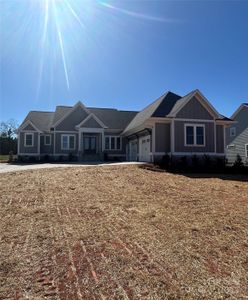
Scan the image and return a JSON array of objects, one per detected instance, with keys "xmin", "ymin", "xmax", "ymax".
[{"xmin": 84, "ymin": 136, "xmax": 97, "ymax": 154}]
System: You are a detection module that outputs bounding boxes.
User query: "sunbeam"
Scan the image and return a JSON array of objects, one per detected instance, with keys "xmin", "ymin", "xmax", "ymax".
[
  {"xmin": 36, "ymin": 0, "xmax": 49, "ymax": 100},
  {"xmin": 64, "ymin": 0, "xmax": 86, "ymax": 29},
  {"xmin": 99, "ymin": 2, "xmax": 178, "ymax": 23},
  {"xmin": 52, "ymin": 0, "xmax": 70, "ymax": 90}
]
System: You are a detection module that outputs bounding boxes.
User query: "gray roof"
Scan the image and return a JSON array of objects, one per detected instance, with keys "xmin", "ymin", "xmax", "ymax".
[
  {"xmin": 21, "ymin": 105, "xmax": 137, "ymax": 132},
  {"xmin": 88, "ymin": 108, "xmax": 137, "ymax": 129},
  {"xmin": 20, "ymin": 90, "xmax": 231, "ymax": 133},
  {"xmin": 167, "ymin": 90, "xmax": 196, "ymax": 117},
  {"xmin": 123, "ymin": 91, "xmax": 181, "ymax": 134},
  {"xmin": 23, "ymin": 111, "xmax": 54, "ymax": 132},
  {"xmin": 52, "ymin": 106, "xmax": 72, "ymax": 125}
]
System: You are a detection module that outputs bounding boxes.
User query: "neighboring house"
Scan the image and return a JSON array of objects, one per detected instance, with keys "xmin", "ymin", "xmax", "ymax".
[
  {"xmin": 18, "ymin": 89, "xmax": 233, "ymax": 162},
  {"xmin": 226, "ymin": 103, "xmax": 248, "ymax": 165}
]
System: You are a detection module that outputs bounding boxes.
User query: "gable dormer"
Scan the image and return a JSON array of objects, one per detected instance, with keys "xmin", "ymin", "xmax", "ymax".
[
  {"xmin": 54, "ymin": 102, "xmax": 90, "ymax": 131},
  {"xmin": 75, "ymin": 113, "xmax": 107, "ymax": 129},
  {"xmin": 170, "ymin": 90, "xmax": 220, "ymax": 120}
]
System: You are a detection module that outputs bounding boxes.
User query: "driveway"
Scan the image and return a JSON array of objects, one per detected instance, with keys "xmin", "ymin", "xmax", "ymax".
[{"xmin": 0, "ymin": 161, "xmax": 145, "ymax": 174}]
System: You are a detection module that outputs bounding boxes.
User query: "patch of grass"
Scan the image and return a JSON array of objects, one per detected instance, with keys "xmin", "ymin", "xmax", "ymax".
[
  {"xmin": 0, "ymin": 155, "xmax": 9, "ymax": 161},
  {"xmin": 0, "ymin": 154, "xmax": 17, "ymax": 163},
  {"xmin": 0, "ymin": 165, "xmax": 247, "ymax": 299}
]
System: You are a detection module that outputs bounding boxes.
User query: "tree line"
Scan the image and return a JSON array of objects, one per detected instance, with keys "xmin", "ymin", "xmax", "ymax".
[{"xmin": 0, "ymin": 120, "xmax": 18, "ymax": 155}]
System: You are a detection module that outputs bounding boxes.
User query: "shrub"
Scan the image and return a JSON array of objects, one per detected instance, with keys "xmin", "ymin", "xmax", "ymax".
[
  {"xmin": 8, "ymin": 151, "xmax": 13, "ymax": 163},
  {"xmin": 233, "ymin": 154, "xmax": 244, "ymax": 168},
  {"xmin": 203, "ymin": 154, "xmax": 211, "ymax": 168},
  {"xmin": 68, "ymin": 153, "xmax": 73, "ymax": 162},
  {"xmin": 191, "ymin": 155, "xmax": 200, "ymax": 169},
  {"xmin": 158, "ymin": 154, "xmax": 171, "ymax": 169},
  {"xmin": 178, "ymin": 156, "xmax": 188, "ymax": 170},
  {"xmin": 58, "ymin": 155, "xmax": 64, "ymax": 162}
]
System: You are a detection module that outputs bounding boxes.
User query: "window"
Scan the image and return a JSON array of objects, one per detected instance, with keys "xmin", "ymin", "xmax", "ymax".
[
  {"xmin": 24, "ymin": 133, "xmax": 34, "ymax": 147},
  {"xmin": 44, "ymin": 135, "xmax": 51, "ymax": 145},
  {"xmin": 105, "ymin": 136, "xmax": 121, "ymax": 150},
  {"xmin": 230, "ymin": 127, "xmax": 236, "ymax": 137},
  {"xmin": 105, "ymin": 137, "xmax": 110, "ymax": 150},
  {"xmin": 185, "ymin": 124, "xmax": 205, "ymax": 146},
  {"xmin": 245, "ymin": 144, "xmax": 248, "ymax": 158},
  {"xmin": 61, "ymin": 135, "xmax": 75, "ymax": 150}
]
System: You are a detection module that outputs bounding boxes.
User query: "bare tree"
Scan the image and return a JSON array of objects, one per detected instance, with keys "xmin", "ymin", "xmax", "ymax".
[{"xmin": 0, "ymin": 119, "xmax": 18, "ymax": 139}]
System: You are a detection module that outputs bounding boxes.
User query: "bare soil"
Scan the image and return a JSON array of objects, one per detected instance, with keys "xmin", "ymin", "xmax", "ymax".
[{"xmin": 0, "ymin": 165, "xmax": 248, "ymax": 299}]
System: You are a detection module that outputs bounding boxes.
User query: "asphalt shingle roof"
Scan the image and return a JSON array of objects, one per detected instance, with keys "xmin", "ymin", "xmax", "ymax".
[
  {"xmin": 123, "ymin": 91, "xmax": 182, "ymax": 134},
  {"xmin": 23, "ymin": 111, "xmax": 54, "ymax": 132},
  {"xmin": 20, "ymin": 105, "xmax": 137, "ymax": 132},
  {"xmin": 20, "ymin": 90, "xmax": 231, "ymax": 133}
]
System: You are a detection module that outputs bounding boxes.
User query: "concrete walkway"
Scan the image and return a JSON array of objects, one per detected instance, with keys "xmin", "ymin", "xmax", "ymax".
[{"xmin": 0, "ymin": 162, "xmax": 146, "ymax": 174}]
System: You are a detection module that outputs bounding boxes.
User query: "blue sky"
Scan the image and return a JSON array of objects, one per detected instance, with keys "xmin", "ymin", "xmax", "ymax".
[{"xmin": 1, "ymin": 0, "xmax": 248, "ymax": 124}]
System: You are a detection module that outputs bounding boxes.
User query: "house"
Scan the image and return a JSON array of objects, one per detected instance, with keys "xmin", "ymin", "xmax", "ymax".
[
  {"xmin": 18, "ymin": 89, "xmax": 233, "ymax": 162},
  {"xmin": 226, "ymin": 103, "xmax": 248, "ymax": 165}
]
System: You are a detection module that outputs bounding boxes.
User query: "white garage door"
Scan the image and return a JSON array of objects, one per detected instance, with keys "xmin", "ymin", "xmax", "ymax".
[
  {"xmin": 129, "ymin": 140, "xmax": 138, "ymax": 161},
  {"xmin": 139, "ymin": 136, "xmax": 151, "ymax": 162}
]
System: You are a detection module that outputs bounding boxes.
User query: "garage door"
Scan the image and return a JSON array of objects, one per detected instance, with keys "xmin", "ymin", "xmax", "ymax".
[
  {"xmin": 139, "ymin": 136, "xmax": 151, "ymax": 162},
  {"xmin": 129, "ymin": 140, "xmax": 138, "ymax": 161}
]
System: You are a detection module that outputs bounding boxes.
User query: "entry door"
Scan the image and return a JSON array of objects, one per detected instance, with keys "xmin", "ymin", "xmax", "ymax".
[
  {"xmin": 84, "ymin": 136, "xmax": 97, "ymax": 154},
  {"xmin": 139, "ymin": 137, "xmax": 150, "ymax": 162}
]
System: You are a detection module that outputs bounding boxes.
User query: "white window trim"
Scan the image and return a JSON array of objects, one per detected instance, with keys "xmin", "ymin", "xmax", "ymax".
[
  {"xmin": 24, "ymin": 132, "xmax": 34, "ymax": 147},
  {"xmin": 105, "ymin": 136, "xmax": 122, "ymax": 150},
  {"xmin": 44, "ymin": 134, "xmax": 51, "ymax": 146},
  {"xmin": 230, "ymin": 127, "xmax": 236, "ymax": 137},
  {"xmin": 184, "ymin": 124, "xmax": 205, "ymax": 147},
  {"xmin": 61, "ymin": 134, "xmax": 76, "ymax": 150},
  {"xmin": 245, "ymin": 144, "xmax": 248, "ymax": 158}
]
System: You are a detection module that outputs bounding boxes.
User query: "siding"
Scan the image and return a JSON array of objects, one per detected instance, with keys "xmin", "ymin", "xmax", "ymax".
[
  {"xmin": 174, "ymin": 121, "xmax": 215, "ymax": 153},
  {"xmin": 82, "ymin": 117, "xmax": 102, "ymax": 128},
  {"xmin": 216, "ymin": 125, "xmax": 224, "ymax": 153},
  {"xmin": 226, "ymin": 106, "xmax": 248, "ymax": 164},
  {"xmin": 226, "ymin": 106, "xmax": 248, "ymax": 145},
  {"xmin": 176, "ymin": 96, "xmax": 214, "ymax": 120},
  {"xmin": 56, "ymin": 106, "xmax": 89, "ymax": 131},
  {"xmin": 19, "ymin": 132, "xmax": 39, "ymax": 154},
  {"xmin": 22, "ymin": 124, "xmax": 36, "ymax": 131},
  {"xmin": 155, "ymin": 123, "xmax": 170, "ymax": 153},
  {"xmin": 226, "ymin": 127, "xmax": 248, "ymax": 165}
]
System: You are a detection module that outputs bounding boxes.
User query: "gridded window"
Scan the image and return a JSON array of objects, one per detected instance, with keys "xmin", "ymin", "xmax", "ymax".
[
  {"xmin": 196, "ymin": 126, "xmax": 204, "ymax": 145},
  {"xmin": 185, "ymin": 124, "xmax": 205, "ymax": 146},
  {"xmin": 61, "ymin": 135, "xmax": 75, "ymax": 150},
  {"xmin": 44, "ymin": 135, "xmax": 51, "ymax": 145},
  {"xmin": 186, "ymin": 126, "xmax": 194, "ymax": 145},
  {"xmin": 105, "ymin": 136, "xmax": 121, "ymax": 150},
  {"xmin": 24, "ymin": 133, "xmax": 34, "ymax": 147},
  {"xmin": 105, "ymin": 137, "xmax": 110, "ymax": 150}
]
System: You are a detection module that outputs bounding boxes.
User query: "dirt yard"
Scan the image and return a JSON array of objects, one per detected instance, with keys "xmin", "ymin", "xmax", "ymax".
[{"xmin": 0, "ymin": 165, "xmax": 248, "ymax": 299}]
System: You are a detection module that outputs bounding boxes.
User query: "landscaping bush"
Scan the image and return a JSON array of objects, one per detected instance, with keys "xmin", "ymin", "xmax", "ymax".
[
  {"xmin": 8, "ymin": 151, "xmax": 13, "ymax": 163},
  {"xmin": 233, "ymin": 154, "xmax": 244, "ymax": 168},
  {"xmin": 158, "ymin": 154, "xmax": 171, "ymax": 168}
]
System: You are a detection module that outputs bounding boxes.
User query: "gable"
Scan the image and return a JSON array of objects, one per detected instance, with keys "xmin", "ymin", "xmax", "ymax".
[
  {"xmin": 80, "ymin": 116, "xmax": 102, "ymax": 128},
  {"xmin": 22, "ymin": 123, "xmax": 37, "ymax": 131},
  {"xmin": 56, "ymin": 105, "xmax": 89, "ymax": 131},
  {"xmin": 176, "ymin": 96, "xmax": 214, "ymax": 120}
]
